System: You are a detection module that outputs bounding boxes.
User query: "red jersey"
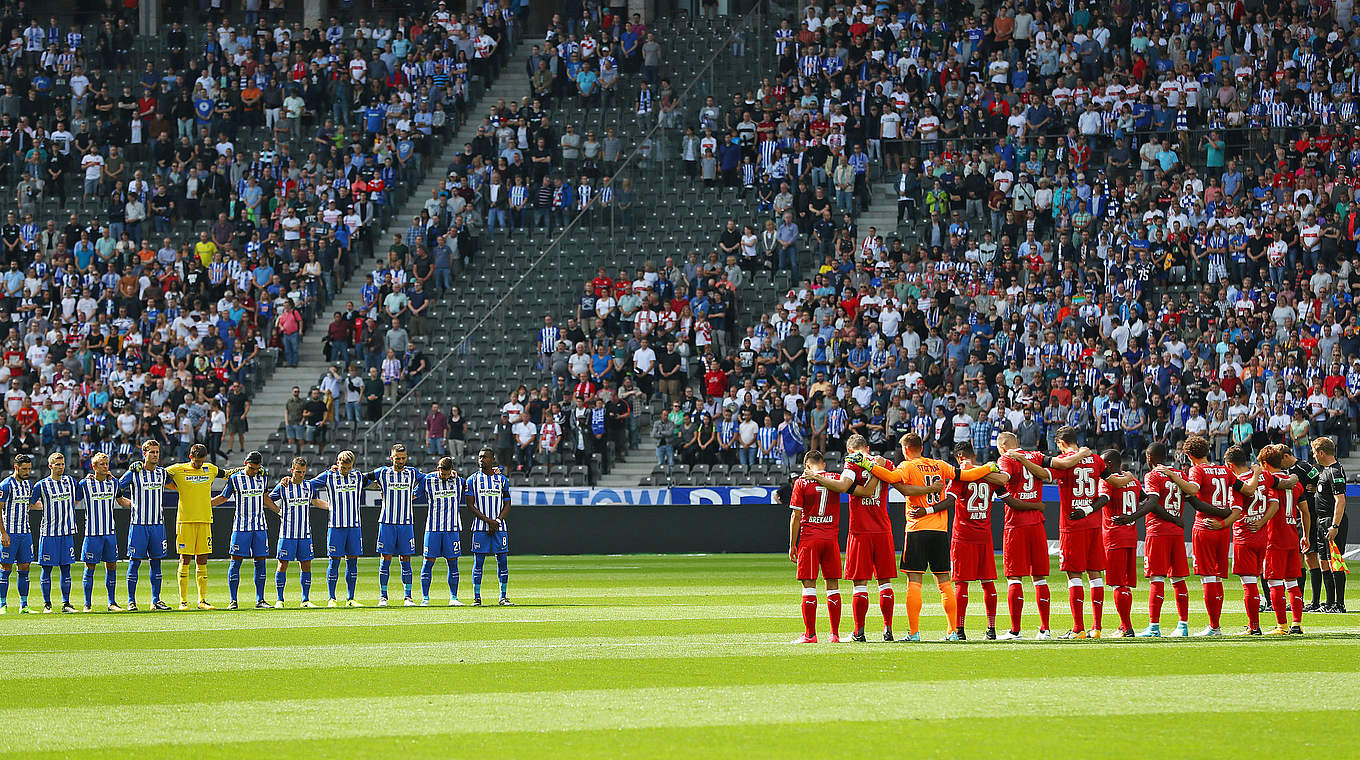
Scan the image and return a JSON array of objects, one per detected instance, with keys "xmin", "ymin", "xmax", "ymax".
[
  {"xmin": 1054, "ymin": 453, "xmax": 1106, "ymax": 533},
  {"xmin": 1100, "ymin": 478, "xmax": 1141, "ymax": 550},
  {"xmin": 1188, "ymin": 463, "xmax": 1242, "ymax": 530},
  {"xmin": 949, "ymin": 475, "xmax": 997, "ymax": 544},
  {"xmin": 1000, "ymin": 450, "xmax": 1045, "ymax": 528},
  {"xmin": 1233, "ymin": 470, "xmax": 1270, "ymax": 549},
  {"xmin": 844, "ymin": 461, "xmax": 891, "ymax": 535},
  {"xmin": 789, "ymin": 476, "xmax": 840, "ymax": 540},
  {"xmin": 1264, "ymin": 470, "xmax": 1306, "ymax": 551},
  {"xmin": 1143, "ymin": 469, "xmax": 1187, "ymax": 539}
]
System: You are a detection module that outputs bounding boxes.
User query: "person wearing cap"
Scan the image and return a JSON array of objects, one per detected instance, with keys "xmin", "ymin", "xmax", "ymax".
[{"xmin": 212, "ymin": 451, "xmax": 278, "ymax": 610}]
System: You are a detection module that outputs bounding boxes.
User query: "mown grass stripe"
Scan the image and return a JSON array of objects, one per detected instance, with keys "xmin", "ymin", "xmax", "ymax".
[
  {"xmin": 3, "ymin": 633, "xmax": 1358, "ymax": 682},
  {"xmin": 3, "ymin": 672, "xmax": 1348, "ymax": 752}
]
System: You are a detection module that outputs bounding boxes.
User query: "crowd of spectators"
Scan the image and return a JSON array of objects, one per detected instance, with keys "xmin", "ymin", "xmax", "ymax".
[
  {"xmin": 0, "ymin": 0, "xmax": 517, "ymax": 468},
  {"xmin": 525, "ymin": 0, "xmax": 1360, "ymax": 477}
]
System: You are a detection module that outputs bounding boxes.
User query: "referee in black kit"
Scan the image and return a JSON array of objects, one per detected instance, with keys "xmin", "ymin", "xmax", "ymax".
[{"xmin": 1310, "ymin": 437, "xmax": 1348, "ymax": 613}]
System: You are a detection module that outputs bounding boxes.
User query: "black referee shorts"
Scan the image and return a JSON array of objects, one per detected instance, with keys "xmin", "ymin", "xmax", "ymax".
[
  {"xmin": 901, "ymin": 530, "xmax": 950, "ymax": 573},
  {"xmin": 1309, "ymin": 515, "xmax": 1325, "ymax": 556},
  {"xmin": 1317, "ymin": 514, "xmax": 1350, "ymax": 560}
]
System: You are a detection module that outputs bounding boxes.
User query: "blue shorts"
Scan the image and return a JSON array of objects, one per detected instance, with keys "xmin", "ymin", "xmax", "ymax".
[
  {"xmin": 230, "ymin": 530, "xmax": 270, "ymax": 558},
  {"xmin": 376, "ymin": 523, "xmax": 416, "ymax": 557},
  {"xmin": 327, "ymin": 526, "xmax": 364, "ymax": 558},
  {"xmin": 127, "ymin": 524, "xmax": 169, "ymax": 559},
  {"xmin": 39, "ymin": 535, "xmax": 77, "ymax": 567},
  {"xmin": 423, "ymin": 530, "xmax": 462, "ymax": 560},
  {"xmin": 471, "ymin": 530, "xmax": 509, "ymax": 555},
  {"xmin": 0, "ymin": 532, "xmax": 33, "ymax": 565},
  {"xmin": 277, "ymin": 538, "xmax": 315, "ymax": 562},
  {"xmin": 82, "ymin": 535, "xmax": 119, "ymax": 564}
]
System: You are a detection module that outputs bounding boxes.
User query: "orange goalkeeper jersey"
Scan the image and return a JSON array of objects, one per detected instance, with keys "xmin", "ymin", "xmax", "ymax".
[{"xmin": 872, "ymin": 457, "xmax": 993, "ymax": 532}]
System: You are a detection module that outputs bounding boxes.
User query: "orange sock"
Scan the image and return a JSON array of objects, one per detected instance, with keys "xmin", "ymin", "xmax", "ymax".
[
  {"xmin": 939, "ymin": 580, "xmax": 958, "ymax": 631},
  {"xmin": 906, "ymin": 580, "xmax": 923, "ymax": 635}
]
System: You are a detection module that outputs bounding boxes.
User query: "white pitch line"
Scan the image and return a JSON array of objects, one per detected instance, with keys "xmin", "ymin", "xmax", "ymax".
[{"xmin": 1, "ymin": 599, "xmax": 1355, "ymax": 638}]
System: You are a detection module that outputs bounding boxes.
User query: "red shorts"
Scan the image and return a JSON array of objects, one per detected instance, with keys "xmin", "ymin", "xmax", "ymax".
[
  {"xmin": 1191, "ymin": 528, "xmax": 1231, "ymax": 577},
  {"xmin": 1263, "ymin": 547, "xmax": 1302, "ymax": 581},
  {"xmin": 1105, "ymin": 546, "xmax": 1137, "ymax": 588},
  {"xmin": 845, "ymin": 532, "xmax": 897, "ymax": 581},
  {"xmin": 796, "ymin": 537, "xmax": 842, "ymax": 581},
  {"xmin": 1002, "ymin": 524, "xmax": 1050, "ymax": 578},
  {"xmin": 1232, "ymin": 543, "xmax": 1266, "ymax": 578},
  {"xmin": 1058, "ymin": 530, "xmax": 1106, "ymax": 573},
  {"xmin": 1143, "ymin": 534, "xmax": 1190, "ymax": 578},
  {"xmin": 950, "ymin": 538, "xmax": 997, "ymax": 582}
]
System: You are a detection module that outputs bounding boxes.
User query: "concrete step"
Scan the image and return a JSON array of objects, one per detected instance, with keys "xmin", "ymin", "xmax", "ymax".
[
  {"xmin": 596, "ymin": 446, "xmax": 658, "ymax": 489},
  {"xmin": 596, "ymin": 413, "xmax": 660, "ymax": 488},
  {"xmin": 240, "ymin": 43, "xmax": 537, "ymax": 454},
  {"xmin": 860, "ymin": 182, "xmax": 902, "ymax": 239}
]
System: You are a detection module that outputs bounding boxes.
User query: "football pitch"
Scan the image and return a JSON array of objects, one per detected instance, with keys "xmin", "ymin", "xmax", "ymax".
[{"xmin": 2, "ymin": 554, "xmax": 1357, "ymax": 759}]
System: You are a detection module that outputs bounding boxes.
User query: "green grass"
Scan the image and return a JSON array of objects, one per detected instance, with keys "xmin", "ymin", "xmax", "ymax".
[{"xmin": 1, "ymin": 554, "xmax": 1357, "ymax": 758}]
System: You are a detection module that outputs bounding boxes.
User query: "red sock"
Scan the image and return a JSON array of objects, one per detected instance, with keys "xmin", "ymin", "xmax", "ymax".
[
  {"xmin": 826, "ymin": 590, "xmax": 841, "ymax": 638},
  {"xmin": 982, "ymin": 581, "xmax": 997, "ymax": 628},
  {"xmin": 1242, "ymin": 582, "xmax": 1260, "ymax": 631},
  {"xmin": 878, "ymin": 586, "xmax": 895, "ymax": 630},
  {"xmin": 1091, "ymin": 583, "xmax": 1105, "ymax": 630},
  {"xmin": 800, "ymin": 591, "xmax": 817, "ymax": 637},
  {"xmin": 1270, "ymin": 584, "xmax": 1288, "ymax": 626},
  {"xmin": 1149, "ymin": 580, "xmax": 1165, "ymax": 624},
  {"xmin": 1036, "ymin": 581, "xmax": 1051, "ymax": 630},
  {"xmin": 1115, "ymin": 586, "xmax": 1133, "ymax": 632},
  {"xmin": 1173, "ymin": 580, "xmax": 1190, "ymax": 622},
  {"xmin": 851, "ymin": 588, "xmax": 869, "ymax": 634},
  {"xmin": 1007, "ymin": 581, "xmax": 1023, "ymax": 633},
  {"xmin": 1287, "ymin": 584, "xmax": 1304, "ymax": 625},
  {"xmin": 1068, "ymin": 582, "xmax": 1085, "ymax": 632},
  {"xmin": 956, "ymin": 582, "xmax": 969, "ymax": 631},
  {"xmin": 1204, "ymin": 580, "xmax": 1224, "ymax": 629}
]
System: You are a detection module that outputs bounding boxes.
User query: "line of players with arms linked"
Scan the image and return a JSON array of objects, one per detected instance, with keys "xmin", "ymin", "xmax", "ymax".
[
  {"xmin": 784, "ymin": 428, "xmax": 1349, "ymax": 643},
  {"xmin": 0, "ymin": 441, "xmax": 516, "ymax": 614}
]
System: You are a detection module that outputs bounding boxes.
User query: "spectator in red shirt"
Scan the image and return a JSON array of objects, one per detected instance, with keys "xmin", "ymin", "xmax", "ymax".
[
  {"xmin": 1220, "ymin": 368, "xmax": 1241, "ymax": 397},
  {"xmin": 15, "ymin": 397, "xmax": 38, "ymax": 432},
  {"xmin": 591, "ymin": 267, "xmax": 613, "ymax": 298},
  {"xmin": 703, "ymin": 360, "xmax": 728, "ymax": 398}
]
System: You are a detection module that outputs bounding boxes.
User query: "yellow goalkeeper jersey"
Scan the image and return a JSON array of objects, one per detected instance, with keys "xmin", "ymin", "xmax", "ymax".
[{"xmin": 166, "ymin": 462, "xmax": 222, "ymax": 524}]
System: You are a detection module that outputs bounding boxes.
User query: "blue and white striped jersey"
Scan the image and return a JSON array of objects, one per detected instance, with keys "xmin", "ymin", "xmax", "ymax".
[
  {"xmin": 367, "ymin": 467, "xmax": 426, "ymax": 526},
  {"xmin": 220, "ymin": 471, "xmax": 270, "ymax": 532},
  {"xmin": 465, "ymin": 471, "xmax": 509, "ymax": 532},
  {"xmin": 268, "ymin": 481, "xmax": 319, "ymax": 540},
  {"xmin": 422, "ymin": 473, "xmax": 463, "ymax": 532},
  {"xmin": 78, "ymin": 477, "xmax": 119, "ymax": 536},
  {"xmin": 0, "ymin": 476, "xmax": 33, "ymax": 534},
  {"xmin": 32, "ymin": 475, "xmax": 78, "ymax": 537},
  {"xmin": 756, "ymin": 426, "xmax": 781, "ymax": 458},
  {"xmin": 308, "ymin": 470, "xmax": 365, "ymax": 529},
  {"xmin": 117, "ymin": 466, "xmax": 168, "ymax": 525}
]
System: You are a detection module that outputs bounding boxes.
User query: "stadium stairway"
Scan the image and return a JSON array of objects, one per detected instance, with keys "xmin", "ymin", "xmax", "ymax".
[
  {"xmin": 597, "ymin": 438, "xmax": 659, "ymax": 489},
  {"xmin": 863, "ymin": 180, "xmax": 902, "ymax": 244},
  {"xmin": 239, "ymin": 42, "xmax": 534, "ymax": 456},
  {"xmin": 598, "ymin": 410, "xmax": 660, "ymax": 486}
]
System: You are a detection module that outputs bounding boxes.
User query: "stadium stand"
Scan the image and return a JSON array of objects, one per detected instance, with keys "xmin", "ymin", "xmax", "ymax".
[
  {"xmin": 6, "ymin": 0, "xmax": 1360, "ymax": 498},
  {"xmin": 0, "ymin": 2, "xmax": 518, "ymax": 474},
  {"xmin": 428, "ymin": 0, "xmax": 1360, "ymax": 490},
  {"xmin": 280, "ymin": 10, "xmax": 775, "ymax": 485}
]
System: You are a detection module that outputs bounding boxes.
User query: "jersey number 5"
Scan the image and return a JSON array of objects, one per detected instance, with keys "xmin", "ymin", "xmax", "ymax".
[{"xmin": 1073, "ymin": 469, "xmax": 1096, "ymax": 498}]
